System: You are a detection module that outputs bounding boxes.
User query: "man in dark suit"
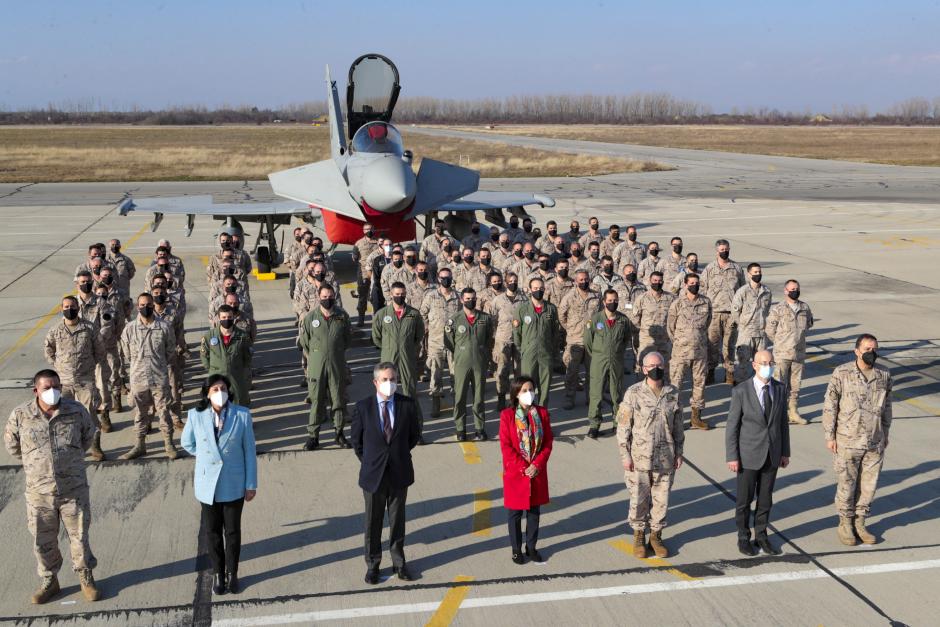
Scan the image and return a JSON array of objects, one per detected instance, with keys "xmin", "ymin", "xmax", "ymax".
[
  {"xmin": 726, "ymin": 349, "xmax": 791, "ymax": 556},
  {"xmin": 351, "ymin": 361, "xmax": 421, "ymax": 584}
]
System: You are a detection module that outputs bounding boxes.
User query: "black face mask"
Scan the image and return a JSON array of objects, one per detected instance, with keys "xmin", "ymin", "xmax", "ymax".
[
  {"xmin": 787, "ymin": 289, "xmax": 800, "ymax": 300},
  {"xmin": 605, "ymin": 302, "xmax": 618, "ymax": 312},
  {"xmin": 480, "ymin": 258, "xmax": 491, "ymax": 266},
  {"xmin": 861, "ymin": 350, "xmax": 878, "ymax": 366},
  {"xmin": 405, "ymin": 257, "xmax": 417, "ymax": 267},
  {"xmin": 110, "ymin": 247, "xmax": 120, "ymax": 254},
  {"xmin": 463, "ymin": 256, "xmax": 474, "ymax": 265},
  {"xmin": 440, "ymin": 276, "xmax": 453, "ymax": 288},
  {"xmin": 464, "ymin": 299, "xmax": 477, "ymax": 310},
  {"xmin": 320, "ymin": 298, "xmax": 335, "ymax": 310},
  {"xmin": 435, "ymin": 226, "xmax": 444, "ymax": 234},
  {"xmin": 570, "ymin": 228, "xmax": 579, "ymax": 235},
  {"xmin": 63, "ymin": 308, "xmax": 79, "ymax": 321},
  {"xmin": 647, "ymin": 367, "xmax": 664, "ymax": 381},
  {"xmin": 571, "ymin": 249, "xmax": 582, "ymax": 258},
  {"xmin": 523, "ymin": 224, "xmax": 532, "ymax": 233},
  {"xmin": 531, "ymin": 289, "xmax": 545, "ymax": 301},
  {"xmin": 648, "ymin": 249, "xmax": 659, "ymax": 258},
  {"xmin": 651, "ymin": 282, "xmax": 663, "ymax": 292},
  {"xmin": 500, "ymin": 241, "xmax": 510, "ymax": 250},
  {"xmin": 442, "ymin": 247, "xmax": 452, "ymax": 255},
  {"xmin": 417, "ymin": 271, "xmax": 428, "ymax": 281},
  {"xmin": 625, "ymin": 272, "xmax": 637, "ymax": 283},
  {"xmin": 539, "ymin": 260, "xmax": 549, "ymax": 270},
  {"xmin": 577, "ymin": 282, "xmax": 590, "ymax": 291},
  {"xmin": 751, "ymin": 273, "xmax": 762, "ymax": 284},
  {"xmin": 557, "ymin": 269, "xmax": 569, "ymax": 279},
  {"xmin": 509, "ymin": 221, "xmax": 519, "ymax": 229},
  {"xmin": 490, "ymin": 233, "xmax": 499, "ymax": 242},
  {"xmin": 548, "ymin": 229, "xmax": 557, "ymax": 237},
  {"xmin": 718, "ymin": 250, "xmax": 730, "ymax": 260},
  {"xmin": 225, "ymin": 267, "xmax": 236, "ymax": 275},
  {"xmin": 610, "ymin": 232, "xmax": 620, "ymax": 240},
  {"xmin": 78, "ymin": 283, "xmax": 92, "ymax": 294},
  {"xmin": 313, "ymin": 272, "xmax": 325, "ymax": 281},
  {"xmin": 589, "ymin": 250, "xmax": 599, "ymax": 259},
  {"xmin": 101, "ymin": 275, "xmax": 113, "ymax": 285},
  {"xmin": 506, "ymin": 283, "xmax": 518, "ymax": 293},
  {"xmin": 688, "ymin": 263, "xmax": 699, "ymax": 272},
  {"xmin": 514, "ymin": 250, "xmax": 524, "ymax": 258},
  {"xmin": 471, "ymin": 227, "xmax": 480, "ymax": 235},
  {"xmin": 627, "ymin": 232, "xmax": 637, "ymax": 242},
  {"xmin": 392, "ymin": 295, "xmax": 405, "ymax": 306},
  {"xmin": 220, "ymin": 318, "xmax": 235, "ymax": 329},
  {"xmin": 153, "ymin": 294, "xmax": 167, "ymax": 305},
  {"xmin": 492, "ymin": 282, "xmax": 503, "ymax": 291},
  {"xmin": 687, "ymin": 284, "xmax": 700, "ymax": 295},
  {"xmin": 294, "ymin": 235, "xmax": 302, "ymax": 242},
  {"xmin": 225, "ymin": 285, "xmax": 237, "ymax": 294},
  {"xmin": 221, "ymin": 241, "xmax": 232, "ymax": 249},
  {"xmin": 366, "ymin": 230, "xmax": 374, "ymax": 238},
  {"xmin": 391, "ymin": 259, "xmax": 403, "ymax": 268},
  {"xmin": 602, "ymin": 265, "xmax": 613, "ymax": 274},
  {"xmin": 523, "ymin": 251, "xmax": 535, "ymax": 260},
  {"xmin": 590, "ymin": 224, "xmax": 599, "ymax": 231},
  {"xmin": 673, "ymin": 244, "xmax": 683, "ymax": 254},
  {"xmin": 139, "ymin": 306, "xmax": 154, "ymax": 318},
  {"xmin": 312, "ymin": 244, "xmax": 323, "ymax": 252}
]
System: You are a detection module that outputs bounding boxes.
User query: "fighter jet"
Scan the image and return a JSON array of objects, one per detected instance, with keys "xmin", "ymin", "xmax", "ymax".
[{"xmin": 119, "ymin": 53, "xmax": 554, "ymax": 272}]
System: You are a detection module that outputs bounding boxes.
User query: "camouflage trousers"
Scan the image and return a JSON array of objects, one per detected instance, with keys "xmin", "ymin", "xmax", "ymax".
[
  {"xmin": 670, "ymin": 357, "xmax": 707, "ymax": 410},
  {"xmin": 707, "ymin": 312, "xmax": 737, "ymax": 372},
  {"xmin": 26, "ymin": 489, "xmax": 96, "ymax": 577},
  {"xmin": 130, "ymin": 384, "xmax": 173, "ymax": 437},
  {"xmin": 168, "ymin": 353, "xmax": 185, "ymax": 422},
  {"xmin": 563, "ymin": 344, "xmax": 590, "ymax": 400},
  {"xmin": 637, "ymin": 336, "xmax": 671, "ymax": 380},
  {"xmin": 774, "ymin": 359, "xmax": 805, "ymax": 404},
  {"xmin": 426, "ymin": 344, "xmax": 454, "ymax": 397},
  {"xmin": 834, "ymin": 446, "xmax": 884, "ymax": 518},
  {"xmin": 61, "ymin": 382, "xmax": 98, "ymax": 420},
  {"xmin": 95, "ymin": 346, "xmax": 122, "ymax": 410},
  {"xmin": 734, "ymin": 335, "xmax": 768, "ymax": 383},
  {"xmin": 626, "ymin": 470, "xmax": 675, "ymax": 532},
  {"xmin": 492, "ymin": 343, "xmax": 520, "ymax": 398}
]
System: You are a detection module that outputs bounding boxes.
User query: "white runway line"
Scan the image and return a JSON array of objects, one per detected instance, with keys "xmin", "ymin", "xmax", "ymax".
[{"xmin": 212, "ymin": 558, "xmax": 940, "ymax": 625}]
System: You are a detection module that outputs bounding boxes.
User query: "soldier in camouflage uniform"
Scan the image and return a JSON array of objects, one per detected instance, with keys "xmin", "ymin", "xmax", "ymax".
[
  {"xmin": 578, "ymin": 217, "xmax": 602, "ymax": 250},
  {"xmin": 700, "ymin": 239, "xmax": 745, "ymax": 385},
  {"xmin": 512, "ymin": 277, "xmax": 560, "ymax": 406},
  {"xmin": 591, "ymin": 255, "xmax": 622, "ymax": 292},
  {"xmin": 44, "ymin": 296, "xmax": 107, "ymax": 461},
  {"xmin": 492, "ymin": 233, "xmax": 514, "ymax": 271},
  {"xmin": 637, "ymin": 241, "xmax": 665, "ymax": 286},
  {"xmin": 95, "ymin": 275, "xmax": 129, "ymax": 412},
  {"xmin": 559, "ymin": 270, "xmax": 600, "ymax": 409},
  {"xmin": 766, "ymin": 279, "xmax": 814, "ymax": 424},
  {"xmin": 460, "ymin": 221, "xmax": 486, "ymax": 253},
  {"xmin": 823, "ymin": 333, "xmax": 892, "ymax": 547},
  {"xmin": 372, "ymin": 282, "xmax": 425, "ymax": 403},
  {"xmin": 669, "ymin": 253, "xmax": 699, "ymax": 295},
  {"xmin": 380, "ymin": 249, "xmax": 414, "ymax": 302},
  {"xmin": 486, "ymin": 271, "xmax": 523, "ymax": 409},
  {"xmin": 445, "ymin": 288, "xmax": 495, "ymax": 440},
  {"xmin": 225, "ymin": 293, "xmax": 257, "ymax": 346},
  {"xmin": 600, "ymin": 225, "xmax": 622, "ymax": 259},
  {"xmin": 209, "ymin": 276, "xmax": 250, "ymax": 321},
  {"xmin": 660, "ymin": 237, "xmax": 684, "ymax": 289},
  {"xmin": 477, "ymin": 271, "xmax": 505, "ymax": 312},
  {"xmin": 4, "ymin": 370, "xmax": 100, "ymax": 604},
  {"xmin": 351, "ymin": 224, "xmax": 380, "ymax": 326},
  {"xmin": 668, "ymin": 273, "xmax": 712, "ymax": 430},
  {"xmin": 120, "ymin": 293, "xmax": 178, "ymax": 460},
  {"xmin": 584, "ymin": 289, "xmax": 630, "ymax": 438},
  {"xmin": 731, "ymin": 263, "xmax": 772, "ymax": 383},
  {"xmin": 566, "ymin": 242, "xmax": 593, "ymax": 278},
  {"xmin": 616, "ymin": 351, "xmax": 684, "ymax": 559},
  {"xmin": 420, "ymin": 269, "xmax": 461, "ymax": 417},
  {"xmin": 630, "ymin": 271, "xmax": 675, "ymax": 380},
  {"xmin": 285, "ymin": 227, "xmax": 304, "ymax": 299},
  {"xmin": 535, "ymin": 220, "xmax": 559, "ymax": 254},
  {"xmin": 152, "ymin": 284, "xmax": 186, "ymax": 430},
  {"xmin": 107, "ymin": 238, "xmax": 136, "ymax": 296}
]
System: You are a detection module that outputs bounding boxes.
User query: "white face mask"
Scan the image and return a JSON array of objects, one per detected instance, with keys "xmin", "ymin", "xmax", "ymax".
[
  {"xmin": 379, "ymin": 380, "xmax": 397, "ymax": 398},
  {"xmin": 518, "ymin": 390, "xmax": 536, "ymax": 407},
  {"xmin": 383, "ymin": 245, "xmax": 392, "ymax": 255},
  {"xmin": 758, "ymin": 365, "xmax": 774, "ymax": 380},
  {"xmin": 209, "ymin": 390, "xmax": 228, "ymax": 407},
  {"xmin": 39, "ymin": 387, "xmax": 61, "ymax": 406}
]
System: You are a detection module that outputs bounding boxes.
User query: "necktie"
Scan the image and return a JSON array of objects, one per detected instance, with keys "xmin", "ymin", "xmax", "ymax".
[
  {"xmin": 382, "ymin": 401, "xmax": 392, "ymax": 443},
  {"xmin": 762, "ymin": 384, "xmax": 771, "ymax": 422}
]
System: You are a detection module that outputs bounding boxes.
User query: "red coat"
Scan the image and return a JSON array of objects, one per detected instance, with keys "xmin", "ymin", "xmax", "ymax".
[{"xmin": 499, "ymin": 405, "xmax": 553, "ymax": 511}]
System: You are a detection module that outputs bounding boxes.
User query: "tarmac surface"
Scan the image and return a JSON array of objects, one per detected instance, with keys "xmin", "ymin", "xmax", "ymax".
[{"xmin": 0, "ymin": 138, "xmax": 938, "ymax": 626}]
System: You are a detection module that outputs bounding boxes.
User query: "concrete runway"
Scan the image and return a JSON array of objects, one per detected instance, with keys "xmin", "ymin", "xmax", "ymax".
[{"xmin": 0, "ymin": 139, "xmax": 938, "ymax": 626}]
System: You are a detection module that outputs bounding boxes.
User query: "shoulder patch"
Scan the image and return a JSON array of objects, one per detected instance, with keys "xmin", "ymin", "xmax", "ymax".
[
  {"xmin": 383, "ymin": 315, "xmax": 392, "ymax": 324},
  {"xmin": 311, "ymin": 319, "xmax": 321, "ymax": 328},
  {"xmin": 209, "ymin": 337, "xmax": 219, "ymax": 346},
  {"xmin": 512, "ymin": 319, "xmax": 520, "ymax": 328},
  {"xmin": 596, "ymin": 322, "xmax": 605, "ymax": 330},
  {"xmin": 523, "ymin": 315, "xmax": 532, "ymax": 324}
]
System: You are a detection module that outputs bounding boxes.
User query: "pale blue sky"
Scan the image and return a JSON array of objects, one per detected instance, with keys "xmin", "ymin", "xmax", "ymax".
[{"xmin": 1, "ymin": 0, "xmax": 939, "ymax": 112}]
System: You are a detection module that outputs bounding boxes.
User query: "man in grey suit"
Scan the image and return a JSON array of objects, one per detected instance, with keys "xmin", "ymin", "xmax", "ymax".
[{"xmin": 726, "ymin": 349, "xmax": 791, "ymax": 556}]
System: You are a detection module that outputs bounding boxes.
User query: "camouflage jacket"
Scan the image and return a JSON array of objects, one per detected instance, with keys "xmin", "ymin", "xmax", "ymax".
[
  {"xmin": 823, "ymin": 362, "xmax": 893, "ymax": 450},
  {"xmin": 765, "ymin": 300, "xmax": 814, "ymax": 361},
  {"xmin": 420, "ymin": 288, "xmax": 461, "ymax": 349},
  {"xmin": 43, "ymin": 320, "xmax": 104, "ymax": 385},
  {"xmin": 486, "ymin": 290, "xmax": 524, "ymax": 346},
  {"xmin": 731, "ymin": 283, "xmax": 772, "ymax": 343},
  {"xmin": 558, "ymin": 288, "xmax": 601, "ymax": 345},
  {"xmin": 700, "ymin": 259, "xmax": 745, "ymax": 312},
  {"xmin": 667, "ymin": 295, "xmax": 713, "ymax": 360},
  {"xmin": 631, "ymin": 290, "xmax": 676, "ymax": 343},
  {"xmin": 121, "ymin": 317, "xmax": 175, "ymax": 388},
  {"xmin": 616, "ymin": 381, "xmax": 684, "ymax": 472}
]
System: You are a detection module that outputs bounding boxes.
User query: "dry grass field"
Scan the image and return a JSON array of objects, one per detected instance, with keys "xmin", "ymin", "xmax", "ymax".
[
  {"xmin": 445, "ymin": 124, "xmax": 940, "ymax": 167},
  {"xmin": 0, "ymin": 125, "xmax": 666, "ymax": 183}
]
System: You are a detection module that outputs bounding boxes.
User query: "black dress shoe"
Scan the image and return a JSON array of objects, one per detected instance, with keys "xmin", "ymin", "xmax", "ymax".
[
  {"xmin": 525, "ymin": 546, "xmax": 545, "ymax": 563},
  {"xmin": 587, "ymin": 427, "xmax": 599, "ymax": 439},
  {"xmin": 511, "ymin": 552, "xmax": 526, "ymax": 565},
  {"xmin": 335, "ymin": 432, "xmax": 351, "ymax": 449},
  {"xmin": 474, "ymin": 430, "xmax": 488, "ymax": 441},
  {"xmin": 303, "ymin": 437, "xmax": 319, "ymax": 451},
  {"xmin": 456, "ymin": 431, "xmax": 467, "ymax": 442},
  {"xmin": 417, "ymin": 435, "xmax": 427, "ymax": 446},
  {"xmin": 393, "ymin": 565, "xmax": 413, "ymax": 581},
  {"xmin": 756, "ymin": 536, "xmax": 781, "ymax": 555},
  {"xmin": 213, "ymin": 573, "xmax": 227, "ymax": 595},
  {"xmin": 364, "ymin": 569, "xmax": 380, "ymax": 585},
  {"xmin": 226, "ymin": 572, "xmax": 240, "ymax": 594},
  {"xmin": 737, "ymin": 537, "xmax": 757, "ymax": 557}
]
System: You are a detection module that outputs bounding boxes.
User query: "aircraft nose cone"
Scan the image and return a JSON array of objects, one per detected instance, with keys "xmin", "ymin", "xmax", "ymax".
[{"xmin": 361, "ymin": 157, "xmax": 416, "ymax": 213}]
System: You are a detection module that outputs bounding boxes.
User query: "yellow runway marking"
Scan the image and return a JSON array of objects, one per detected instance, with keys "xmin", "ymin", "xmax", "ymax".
[
  {"xmin": 425, "ymin": 575, "xmax": 474, "ymax": 627},
  {"xmin": 459, "ymin": 441, "xmax": 481, "ymax": 464},
  {"xmin": 609, "ymin": 539, "xmax": 698, "ymax": 581},
  {"xmin": 125, "ymin": 221, "xmax": 152, "ymax": 248},
  {"xmin": 0, "ymin": 294, "xmax": 71, "ymax": 366},
  {"xmin": 471, "ymin": 489, "xmax": 493, "ymax": 537}
]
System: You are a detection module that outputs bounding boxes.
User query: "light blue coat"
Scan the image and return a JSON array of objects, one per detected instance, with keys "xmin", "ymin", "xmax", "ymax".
[{"xmin": 181, "ymin": 403, "xmax": 257, "ymax": 505}]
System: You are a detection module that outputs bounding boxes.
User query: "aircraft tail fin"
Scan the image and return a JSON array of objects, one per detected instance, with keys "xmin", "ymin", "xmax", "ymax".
[{"xmin": 326, "ymin": 64, "xmax": 347, "ymax": 162}]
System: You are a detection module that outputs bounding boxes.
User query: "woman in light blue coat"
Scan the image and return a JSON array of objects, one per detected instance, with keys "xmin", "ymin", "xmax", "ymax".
[{"xmin": 181, "ymin": 374, "xmax": 257, "ymax": 596}]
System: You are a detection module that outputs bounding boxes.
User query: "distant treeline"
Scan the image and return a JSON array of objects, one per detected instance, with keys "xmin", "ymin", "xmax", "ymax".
[{"xmin": 2, "ymin": 94, "xmax": 940, "ymax": 125}]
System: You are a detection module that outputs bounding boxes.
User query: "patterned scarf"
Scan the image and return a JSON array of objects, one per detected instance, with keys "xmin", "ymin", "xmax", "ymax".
[{"xmin": 514, "ymin": 404, "xmax": 543, "ymax": 463}]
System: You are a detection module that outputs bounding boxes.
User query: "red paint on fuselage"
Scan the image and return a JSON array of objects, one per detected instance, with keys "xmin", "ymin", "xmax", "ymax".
[{"xmin": 319, "ymin": 206, "xmax": 416, "ymax": 245}]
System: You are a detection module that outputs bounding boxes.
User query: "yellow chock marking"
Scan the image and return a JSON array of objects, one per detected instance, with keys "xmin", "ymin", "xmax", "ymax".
[
  {"xmin": 254, "ymin": 272, "xmax": 277, "ymax": 281},
  {"xmin": 459, "ymin": 442, "xmax": 481, "ymax": 464},
  {"xmin": 0, "ymin": 293, "xmax": 72, "ymax": 366},
  {"xmin": 608, "ymin": 539, "xmax": 697, "ymax": 581},
  {"xmin": 471, "ymin": 489, "xmax": 492, "ymax": 537},
  {"xmin": 425, "ymin": 575, "xmax": 474, "ymax": 627}
]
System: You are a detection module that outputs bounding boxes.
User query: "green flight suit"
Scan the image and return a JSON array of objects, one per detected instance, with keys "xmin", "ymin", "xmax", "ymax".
[
  {"xmin": 200, "ymin": 325, "xmax": 252, "ymax": 407},
  {"xmin": 584, "ymin": 310, "xmax": 631, "ymax": 429},
  {"xmin": 298, "ymin": 306, "xmax": 352, "ymax": 436},
  {"xmin": 512, "ymin": 299, "xmax": 560, "ymax": 405},
  {"xmin": 371, "ymin": 304, "xmax": 425, "ymax": 399},
  {"xmin": 445, "ymin": 309, "xmax": 495, "ymax": 432}
]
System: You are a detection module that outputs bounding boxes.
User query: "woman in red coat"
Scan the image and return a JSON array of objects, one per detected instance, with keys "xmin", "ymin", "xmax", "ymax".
[{"xmin": 500, "ymin": 375, "xmax": 554, "ymax": 564}]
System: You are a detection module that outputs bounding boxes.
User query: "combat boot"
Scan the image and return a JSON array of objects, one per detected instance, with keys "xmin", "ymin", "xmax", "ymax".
[
  {"xmin": 99, "ymin": 409, "xmax": 112, "ymax": 433},
  {"xmin": 30, "ymin": 575, "xmax": 60, "ymax": 604},
  {"xmin": 357, "ymin": 313, "xmax": 365, "ymax": 328},
  {"xmin": 120, "ymin": 436, "xmax": 146, "ymax": 460},
  {"xmin": 88, "ymin": 432, "xmax": 106, "ymax": 462},
  {"xmin": 690, "ymin": 408, "xmax": 710, "ymax": 430},
  {"xmin": 725, "ymin": 370, "xmax": 735, "ymax": 385},
  {"xmin": 111, "ymin": 388, "xmax": 122, "ymax": 412},
  {"xmin": 854, "ymin": 516, "xmax": 877, "ymax": 544},
  {"xmin": 837, "ymin": 517, "xmax": 858, "ymax": 546},
  {"xmin": 632, "ymin": 529, "xmax": 647, "ymax": 558},
  {"xmin": 431, "ymin": 395, "xmax": 441, "ymax": 418},
  {"xmin": 172, "ymin": 416, "xmax": 185, "ymax": 432},
  {"xmin": 788, "ymin": 400, "xmax": 808, "ymax": 425},
  {"xmin": 649, "ymin": 530, "xmax": 668, "ymax": 558},
  {"xmin": 164, "ymin": 434, "xmax": 179, "ymax": 460},
  {"xmin": 78, "ymin": 569, "xmax": 100, "ymax": 602},
  {"xmin": 563, "ymin": 396, "xmax": 575, "ymax": 410},
  {"xmin": 705, "ymin": 369, "xmax": 715, "ymax": 385}
]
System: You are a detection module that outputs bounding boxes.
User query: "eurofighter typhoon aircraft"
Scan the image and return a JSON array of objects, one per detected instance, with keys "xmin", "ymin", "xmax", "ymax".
[{"xmin": 119, "ymin": 53, "xmax": 555, "ymax": 272}]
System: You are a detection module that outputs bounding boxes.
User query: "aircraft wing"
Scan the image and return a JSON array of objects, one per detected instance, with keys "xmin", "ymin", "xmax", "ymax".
[
  {"xmin": 118, "ymin": 195, "xmax": 310, "ymax": 217},
  {"xmin": 439, "ymin": 191, "xmax": 556, "ymax": 212},
  {"xmin": 269, "ymin": 159, "xmax": 364, "ymax": 220}
]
